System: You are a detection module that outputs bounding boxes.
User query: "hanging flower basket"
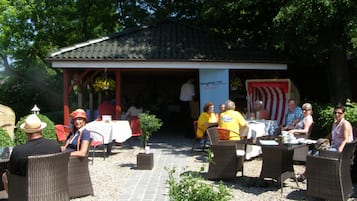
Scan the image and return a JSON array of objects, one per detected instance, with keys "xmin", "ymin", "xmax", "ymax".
[
  {"xmin": 92, "ymin": 76, "xmax": 116, "ymax": 92},
  {"xmin": 230, "ymin": 77, "xmax": 242, "ymax": 91}
]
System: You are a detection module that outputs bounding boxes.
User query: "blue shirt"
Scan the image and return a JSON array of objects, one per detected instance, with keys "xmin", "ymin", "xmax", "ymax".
[
  {"xmin": 65, "ymin": 129, "xmax": 91, "ymax": 152},
  {"xmin": 283, "ymin": 106, "xmax": 303, "ymax": 127}
]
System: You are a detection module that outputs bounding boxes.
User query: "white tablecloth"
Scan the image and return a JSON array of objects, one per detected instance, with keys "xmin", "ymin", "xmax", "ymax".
[
  {"xmin": 85, "ymin": 120, "xmax": 132, "ymax": 144},
  {"xmin": 245, "ymin": 120, "xmax": 278, "ymax": 160}
]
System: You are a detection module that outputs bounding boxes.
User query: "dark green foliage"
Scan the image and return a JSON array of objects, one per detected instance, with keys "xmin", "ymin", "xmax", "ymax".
[
  {"xmin": 14, "ymin": 114, "xmax": 57, "ymax": 145},
  {"xmin": 0, "ymin": 128, "xmax": 14, "ymax": 147},
  {"xmin": 166, "ymin": 167, "xmax": 232, "ymax": 201},
  {"xmin": 313, "ymin": 99, "xmax": 357, "ymax": 138}
]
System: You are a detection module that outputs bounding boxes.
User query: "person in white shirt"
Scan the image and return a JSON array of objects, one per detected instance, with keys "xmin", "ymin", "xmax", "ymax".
[{"xmin": 179, "ymin": 78, "xmax": 196, "ymax": 138}]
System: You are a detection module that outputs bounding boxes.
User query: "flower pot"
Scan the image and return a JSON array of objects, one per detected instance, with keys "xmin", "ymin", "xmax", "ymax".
[{"xmin": 137, "ymin": 152, "xmax": 154, "ymax": 170}]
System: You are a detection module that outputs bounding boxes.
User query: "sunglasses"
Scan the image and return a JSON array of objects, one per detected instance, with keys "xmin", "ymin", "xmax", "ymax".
[{"xmin": 333, "ymin": 111, "xmax": 343, "ymax": 115}]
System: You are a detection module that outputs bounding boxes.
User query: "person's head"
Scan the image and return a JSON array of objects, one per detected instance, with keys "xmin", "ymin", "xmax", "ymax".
[
  {"xmin": 254, "ymin": 100, "xmax": 263, "ymax": 111},
  {"xmin": 219, "ymin": 103, "xmax": 225, "ymax": 113},
  {"xmin": 287, "ymin": 99, "xmax": 297, "ymax": 112},
  {"xmin": 301, "ymin": 103, "xmax": 313, "ymax": 116},
  {"xmin": 225, "ymin": 100, "xmax": 236, "ymax": 111},
  {"xmin": 333, "ymin": 104, "xmax": 345, "ymax": 121},
  {"xmin": 20, "ymin": 114, "xmax": 47, "ymax": 138},
  {"xmin": 203, "ymin": 102, "xmax": 215, "ymax": 113},
  {"xmin": 71, "ymin": 109, "xmax": 87, "ymax": 130}
]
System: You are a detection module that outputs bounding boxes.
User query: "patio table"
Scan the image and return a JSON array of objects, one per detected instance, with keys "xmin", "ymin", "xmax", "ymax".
[
  {"xmin": 238, "ymin": 137, "xmax": 304, "ymax": 193},
  {"xmin": 244, "ymin": 120, "xmax": 278, "ymax": 160},
  {"xmin": 85, "ymin": 120, "xmax": 132, "ymax": 154}
]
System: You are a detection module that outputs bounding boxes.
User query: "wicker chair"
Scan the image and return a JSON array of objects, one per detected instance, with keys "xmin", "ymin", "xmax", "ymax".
[
  {"xmin": 206, "ymin": 127, "xmax": 245, "ymax": 180},
  {"xmin": 306, "ymin": 140, "xmax": 357, "ymax": 201},
  {"xmin": 68, "ymin": 156, "xmax": 94, "ymax": 198},
  {"xmin": 293, "ymin": 122, "xmax": 314, "ymax": 162},
  {"xmin": 8, "ymin": 152, "xmax": 70, "ymax": 201}
]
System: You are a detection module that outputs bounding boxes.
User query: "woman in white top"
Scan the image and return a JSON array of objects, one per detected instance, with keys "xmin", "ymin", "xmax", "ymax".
[
  {"xmin": 326, "ymin": 104, "xmax": 353, "ymax": 152},
  {"xmin": 288, "ymin": 103, "xmax": 314, "ymax": 137}
]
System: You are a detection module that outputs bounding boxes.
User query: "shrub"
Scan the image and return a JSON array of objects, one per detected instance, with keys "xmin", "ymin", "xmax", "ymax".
[
  {"xmin": 14, "ymin": 114, "xmax": 57, "ymax": 145},
  {"xmin": 166, "ymin": 166, "xmax": 232, "ymax": 201},
  {"xmin": 0, "ymin": 128, "xmax": 14, "ymax": 147},
  {"xmin": 138, "ymin": 113, "xmax": 163, "ymax": 148},
  {"xmin": 315, "ymin": 99, "xmax": 357, "ymax": 138}
]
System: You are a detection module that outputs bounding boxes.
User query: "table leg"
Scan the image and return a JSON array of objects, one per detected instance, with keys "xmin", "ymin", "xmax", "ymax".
[
  {"xmin": 106, "ymin": 141, "xmax": 114, "ymax": 155},
  {"xmin": 260, "ymin": 146, "xmax": 298, "ymax": 193}
]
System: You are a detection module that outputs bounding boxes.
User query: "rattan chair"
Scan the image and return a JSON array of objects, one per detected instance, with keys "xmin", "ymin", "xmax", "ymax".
[
  {"xmin": 8, "ymin": 152, "xmax": 70, "ymax": 201},
  {"xmin": 306, "ymin": 140, "xmax": 357, "ymax": 201},
  {"xmin": 68, "ymin": 156, "xmax": 94, "ymax": 198},
  {"xmin": 206, "ymin": 127, "xmax": 245, "ymax": 180},
  {"xmin": 293, "ymin": 122, "xmax": 314, "ymax": 162}
]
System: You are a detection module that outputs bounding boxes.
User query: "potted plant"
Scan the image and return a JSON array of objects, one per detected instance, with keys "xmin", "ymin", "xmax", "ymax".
[{"xmin": 136, "ymin": 112, "xmax": 163, "ymax": 170}]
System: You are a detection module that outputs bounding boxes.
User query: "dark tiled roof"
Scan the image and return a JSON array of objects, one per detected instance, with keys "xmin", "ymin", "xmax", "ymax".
[{"xmin": 49, "ymin": 20, "xmax": 281, "ymax": 62}]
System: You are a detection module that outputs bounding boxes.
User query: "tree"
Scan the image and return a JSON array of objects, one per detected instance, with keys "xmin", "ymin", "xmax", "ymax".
[
  {"xmin": 0, "ymin": 0, "xmax": 123, "ymax": 119},
  {"xmin": 273, "ymin": 0, "xmax": 357, "ymax": 103}
]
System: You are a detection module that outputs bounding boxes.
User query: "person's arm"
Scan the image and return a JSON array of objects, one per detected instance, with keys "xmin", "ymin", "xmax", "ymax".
[
  {"xmin": 337, "ymin": 122, "xmax": 352, "ymax": 153},
  {"xmin": 289, "ymin": 117, "xmax": 312, "ymax": 135},
  {"xmin": 70, "ymin": 140, "xmax": 89, "ymax": 157}
]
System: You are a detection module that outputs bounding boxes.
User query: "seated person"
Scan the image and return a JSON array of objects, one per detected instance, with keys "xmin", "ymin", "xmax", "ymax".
[
  {"xmin": 288, "ymin": 103, "xmax": 314, "ymax": 137},
  {"xmin": 247, "ymin": 100, "xmax": 268, "ymax": 120},
  {"xmin": 326, "ymin": 104, "xmax": 354, "ymax": 152},
  {"xmin": 98, "ymin": 96, "xmax": 115, "ymax": 120},
  {"xmin": 296, "ymin": 104, "xmax": 354, "ymax": 182},
  {"xmin": 218, "ymin": 100, "xmax": 247, "ymax": 140},
  {"xmin": 2, "ymin": 114, "xmax": 61, "ymax": 193},
  {"xmin": 61, "ymin": 109, "xmax": 90, "ymax": 157},
  {"xmin": 126, "ymin": 102, "xmax": 143, "ymax": 120},
  {"xmin": 196, "ymin": 102, "xmax": 218, "ymax": 138},
  {"xmin": 281, "ymin": 99, "xmax": 303, "ymax": 131}
]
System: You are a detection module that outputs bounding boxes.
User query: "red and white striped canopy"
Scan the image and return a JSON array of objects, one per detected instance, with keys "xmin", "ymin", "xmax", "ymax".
[{"xmin": 246, "ymin": 79, "xmax": 299, "ymax": 125}]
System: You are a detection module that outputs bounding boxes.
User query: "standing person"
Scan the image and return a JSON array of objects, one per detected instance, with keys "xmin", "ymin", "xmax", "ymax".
[
  {"xmin": 281, "ymin": 99, "xmax": 303, "ymax": 131},
  {"xmin": 62, "ymin": 109, "xmax": 91, "ymax": 157},
  {"xmin": 2, "ymin": 114, "xmax": 61, "ymax": 193},
  {"xmin": 219, "ymin": 100, "xmax": 247, "ymax": 140},
  {"xmin": 179, "ymin": 78, "xmax": 196, "ymax": 138},
  {"xmin": 326, "ymin": 104, "xmax": 354, "ymax": 152}
]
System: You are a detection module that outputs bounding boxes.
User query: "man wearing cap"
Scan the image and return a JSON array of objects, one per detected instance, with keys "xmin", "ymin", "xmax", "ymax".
[{"xmin": 2, "ymin": 114, "xmax": 61, "ymax": 193}]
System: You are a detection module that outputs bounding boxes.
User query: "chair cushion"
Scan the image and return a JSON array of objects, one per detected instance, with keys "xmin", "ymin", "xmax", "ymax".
[
  {"xmin": 236, "ymin": 150, "xmax": 245, "ymax": 156},
  {"xmin": 217, "ymin": 128, "xmax": 230, "ymax": 140}
]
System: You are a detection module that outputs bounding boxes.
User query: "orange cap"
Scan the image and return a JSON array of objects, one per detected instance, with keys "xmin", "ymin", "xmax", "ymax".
[{"xmin": 70, "ymin": 109, "xmax": 87, "ymax": 121}]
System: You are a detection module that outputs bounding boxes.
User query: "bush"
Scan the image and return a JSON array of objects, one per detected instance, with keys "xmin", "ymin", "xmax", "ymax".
[
  {"xmin": 14, "ymin": 114, "xmax": 57, "ymax": 145},
  {"xmin": 166, "ymin": 167, "xmax": 232, "ymax": 201},
  {"xmin": 0, "ymin": 128, "xmax": 14, "ymax": 147},
  {"xmin": 138, "ymin": 113, "xmax": 163, "ymax": 148}
]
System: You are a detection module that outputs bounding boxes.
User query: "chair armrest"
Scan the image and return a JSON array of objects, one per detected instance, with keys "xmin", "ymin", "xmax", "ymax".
[
  {"xmin": 307, "ymin": 154, "xmax": 339, "ymax": 162},
  {"xmin": 318, "ymin": 150, "xmax": 341, "ymax": 158}
]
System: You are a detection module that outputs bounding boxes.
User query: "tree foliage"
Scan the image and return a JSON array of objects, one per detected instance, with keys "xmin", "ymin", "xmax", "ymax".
[{"xmin": 0, "ymin": 0, "xmax": 356, "ymax": 116}]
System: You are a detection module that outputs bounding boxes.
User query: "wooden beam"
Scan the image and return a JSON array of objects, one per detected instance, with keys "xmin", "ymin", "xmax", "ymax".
[
  {"xmin": 115, "ymin": 70, "xmax": 121, "ymax": 119},
  {"xmin": 63, "ymin": 69, "xmax": 70, "ymax": 126}
]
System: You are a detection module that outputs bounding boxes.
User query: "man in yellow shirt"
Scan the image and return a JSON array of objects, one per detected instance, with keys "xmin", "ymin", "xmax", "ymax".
[{"xmin": 219, "ymin": 100, "xmax": 247, "ymax": 140}]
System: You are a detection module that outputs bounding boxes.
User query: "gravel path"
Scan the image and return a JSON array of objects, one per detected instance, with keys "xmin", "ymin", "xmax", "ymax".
[{"xmin": 1, "ymin": 134, "xmax": 356, "ymax": 201}]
